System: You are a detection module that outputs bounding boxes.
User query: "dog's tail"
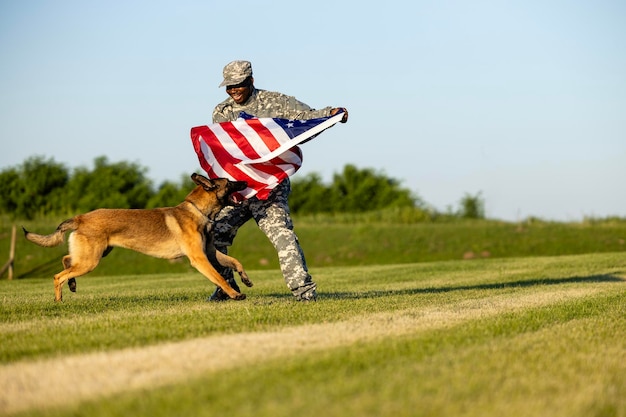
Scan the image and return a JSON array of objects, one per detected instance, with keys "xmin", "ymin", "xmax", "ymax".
[{"xmin": 22, "ymin": 219, "xmax": 78, "ymax": 247}]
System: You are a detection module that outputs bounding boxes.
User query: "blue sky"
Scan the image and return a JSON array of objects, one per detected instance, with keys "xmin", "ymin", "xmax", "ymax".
[{"xmin": 1, "ymin": 0, "xmax": 624, "ymax": 221}]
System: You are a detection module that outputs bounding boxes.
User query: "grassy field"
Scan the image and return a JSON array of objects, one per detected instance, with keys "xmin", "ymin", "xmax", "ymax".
[
  {"xmin": 2, "ymin": 216, "xmax": 626, "ymax": 278},
  {"xmin": 1, "ymin": 252, "xmax": 624, "ymax": 416}
]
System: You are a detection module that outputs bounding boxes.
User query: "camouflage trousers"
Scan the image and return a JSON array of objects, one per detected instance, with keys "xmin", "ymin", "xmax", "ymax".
[{"xmin": 208, "ymin": 178, "xmax": 317, "ymax": 301}]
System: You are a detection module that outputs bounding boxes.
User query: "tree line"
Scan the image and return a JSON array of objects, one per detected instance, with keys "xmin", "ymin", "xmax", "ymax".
[{"xmin": 0, "ymin": 156, "xmax": 484, "ymax": 220}]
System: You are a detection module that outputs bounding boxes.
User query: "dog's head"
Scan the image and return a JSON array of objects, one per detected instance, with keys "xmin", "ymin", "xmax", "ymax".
[{"xmin": 191, "ymin": 173, "xmax": 247, "ymax": 206}]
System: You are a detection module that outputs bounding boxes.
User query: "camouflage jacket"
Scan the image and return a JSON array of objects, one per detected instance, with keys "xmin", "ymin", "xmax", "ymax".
[{"xmin": 212, "ymin": 88, "xmax": 333, "ymax": 123}]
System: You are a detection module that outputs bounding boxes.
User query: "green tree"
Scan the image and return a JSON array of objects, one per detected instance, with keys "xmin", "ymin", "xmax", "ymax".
[
  {"xmin": 291, "ymin": 165, "xmax": 419, "ymax": 214},
  {"xmin": 0, "ymin": 156, "xmax": 69, "ymax": 219},
  {"xmin": 65, "ymin": 156, "xmax": 154, "ymax": 212},
  {"xmin": 146, "ymin": 175, "xmax": 195, "ymax": 208},
  {"xmin": 289, "ymin": 173, "xmax": 334, "ymax": 214},
  {"xmin": 331, "ymin": 165, "xmax": 417, "ymax": 212},
  {"xmin": 0, "ymin": 167, "xmax": 21, "ymax": 215}
]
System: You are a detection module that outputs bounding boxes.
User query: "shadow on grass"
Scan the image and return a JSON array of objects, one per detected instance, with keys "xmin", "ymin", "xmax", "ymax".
[
  {"xmin": 322, "ymin": 274, "xmax": 626, "ymax": 300},
  {"xmin": 21, "ymin": 274, "xmax": 625, "ymax": 304}
]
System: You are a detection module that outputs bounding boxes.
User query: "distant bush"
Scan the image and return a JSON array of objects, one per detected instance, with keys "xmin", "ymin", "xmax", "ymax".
[
  {"xmin": 1, "ymin": 156, "xmax": 488, "ymax": 221},
  {"xmin": 290, "ymin": 164, "xmax": 423, "ymax": 215},
  {"xmin": 458, "ymin": 192, "xmax": 485, "ymax": 219}
]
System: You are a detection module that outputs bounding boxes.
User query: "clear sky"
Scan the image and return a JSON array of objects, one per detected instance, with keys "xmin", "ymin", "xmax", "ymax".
[{"xmin": 1, "ymin": 0, "xmax": 624, "ymax": 221}]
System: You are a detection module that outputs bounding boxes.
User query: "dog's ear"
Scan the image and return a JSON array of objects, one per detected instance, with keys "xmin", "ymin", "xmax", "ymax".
[
  {"xmin": 201, "ymin": 182, "xmax": 218, "ymax": 192},
  {"xmin": 191, "ymin": 173, "xmax": 209, "ymax": 186},
  {"xmin": 191, "ymin": 173, "xmax": 218, "ymax": 191}
]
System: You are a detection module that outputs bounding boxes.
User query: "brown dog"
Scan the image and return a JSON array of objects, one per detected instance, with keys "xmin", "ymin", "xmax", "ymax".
[{"xmin": 23, "ymin": 173, "xmax": 253, "ymax": 302}]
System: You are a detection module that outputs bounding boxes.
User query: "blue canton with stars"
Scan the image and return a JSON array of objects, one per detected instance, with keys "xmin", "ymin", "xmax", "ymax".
[{"xmin": 237, "ymin": 111, "xmax": 335, "ymax": 140}]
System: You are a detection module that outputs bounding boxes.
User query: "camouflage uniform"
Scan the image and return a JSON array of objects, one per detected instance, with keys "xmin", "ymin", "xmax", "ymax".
[
  {"xmin": 209, "ymin": 65, "xmax": 334, "ymax": 301},
  {"xmin": 213, "ymin": 88, "xmax": 333, "ymax": 123},
  {"xmin": 210, "ymin": 178, "xmax": 316, "ymax": 300}
]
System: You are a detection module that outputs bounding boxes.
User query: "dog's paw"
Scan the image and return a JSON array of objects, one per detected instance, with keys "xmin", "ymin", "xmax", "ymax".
[
  {"xmin": 232, "ymin": 293, "xmax": 247, "ymax": 301},
  {"xmin": 68, "ymin": 278, "xmax": 77, "ymax": 292},
  {"xmin": 239, "ymin": 271, "xmax": 253, "ymax": 287}
]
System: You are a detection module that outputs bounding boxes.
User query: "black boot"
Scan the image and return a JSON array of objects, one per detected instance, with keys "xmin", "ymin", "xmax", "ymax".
[{"xmin": 208, "ymin": 277, "xmax": 241, "ymax": 301}]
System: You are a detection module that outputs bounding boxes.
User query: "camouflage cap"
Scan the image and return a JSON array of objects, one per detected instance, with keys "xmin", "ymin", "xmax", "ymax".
[{"xmin": 218, "ymin": 60, "xmax": 253, "ymax": 87}]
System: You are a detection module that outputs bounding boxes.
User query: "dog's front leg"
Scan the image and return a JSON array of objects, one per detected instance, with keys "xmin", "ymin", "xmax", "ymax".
[
  {"xmin": 205, "ymin": 235, "xmax": 253, "ymax": 288},
  {"xmin": 215, "ymin": 251, "xmax": 253, "ymax": 288},
  {"xmin": 188, "ymin": 253, "xmax": 246, "ymax": 300}
]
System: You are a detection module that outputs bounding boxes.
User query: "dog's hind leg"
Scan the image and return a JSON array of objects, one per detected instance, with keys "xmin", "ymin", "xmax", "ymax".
[
  {"xmin": 68, "ymin": 278, "xmax": 77, "ymax": 292},
  {"xmin": 54, "ymin": 260, "xmax": 100, "ymax": 301},
  {"xmin": 54, "ymin": 234, "xmax": 104, "ymax": 302},
  {"xmin": 65, "ymin": 247, "xmax": 112, "ymax": 293},
  {"xmin": 62, "ymin": 256, "xmax": 78, "ymax": 293}
]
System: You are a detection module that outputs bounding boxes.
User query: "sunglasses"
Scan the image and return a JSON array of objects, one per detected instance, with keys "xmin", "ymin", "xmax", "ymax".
[{"xmin": 226, "ymin": 77, "xmax": 252, "ymax": 90}]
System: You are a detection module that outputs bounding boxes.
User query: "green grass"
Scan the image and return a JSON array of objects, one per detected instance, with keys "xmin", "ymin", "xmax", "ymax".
[
  {"xmin": 1, "ymin": 252, "xmax": 624, "ymax": 416},
  {"xmin": 63, "ymin": 295, "xmax": 624, "ymax": 417},
  {"xmin": 2, "ymin": 216, "xmax": 626, "ymax": 278}
]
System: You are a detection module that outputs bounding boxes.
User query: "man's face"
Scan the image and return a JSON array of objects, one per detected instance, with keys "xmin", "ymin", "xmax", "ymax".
[{"xmin": 226, "ymin": 77, "xmax": 253, "ymax": 104}]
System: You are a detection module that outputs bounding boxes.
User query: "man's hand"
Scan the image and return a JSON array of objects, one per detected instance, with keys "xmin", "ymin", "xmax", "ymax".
[{"xmin": 331, "ymin": 107, "xmax": 349, "ymax": 123}]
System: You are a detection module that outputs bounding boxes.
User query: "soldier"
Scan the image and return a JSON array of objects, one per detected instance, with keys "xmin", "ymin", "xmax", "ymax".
[{"xmin": 208, "ymin": 60, "xmax": 348, "ymax": 302}]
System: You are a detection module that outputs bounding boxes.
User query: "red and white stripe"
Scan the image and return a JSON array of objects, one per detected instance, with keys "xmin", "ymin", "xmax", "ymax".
[
  {"xmin": 191, "ymin": 112, "xmax": 344, "ymax": 200},
  {"xmin": 191, "ymin": 118, "xmax": 303, "ymax": 200}
]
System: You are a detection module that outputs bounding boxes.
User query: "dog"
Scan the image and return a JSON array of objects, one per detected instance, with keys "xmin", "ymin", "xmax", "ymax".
[{"xmin": 23, "ymin": 173, "xmax": 253, "ymax": 302}]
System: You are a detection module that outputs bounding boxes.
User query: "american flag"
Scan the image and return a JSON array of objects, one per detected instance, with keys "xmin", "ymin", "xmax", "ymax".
[{"xmin": 190, "ymin": 111, "xmax": 344, "ymax": 200}]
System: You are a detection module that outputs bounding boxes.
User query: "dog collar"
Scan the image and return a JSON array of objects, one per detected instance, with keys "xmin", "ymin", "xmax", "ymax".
[{"xmin": 186, "ymin": 199, "xmax": 206, "ymax": 218}]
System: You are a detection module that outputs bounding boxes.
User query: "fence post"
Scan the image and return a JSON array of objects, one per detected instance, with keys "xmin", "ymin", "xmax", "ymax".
[
  {"xmin": 9, "ymin": 224, "xmax": 16, "ymax": 280},
  {"xmin": 1, "ymin": 225, "xmax": 17, "ymax": 280}
]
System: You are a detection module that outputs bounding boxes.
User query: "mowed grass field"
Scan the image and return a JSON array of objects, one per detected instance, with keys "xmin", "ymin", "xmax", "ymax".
[
  {"xmin": 1, "ymin": 251, "xmax": 624, "ymax": 417},
  {"xmin": 5, "ymin": 217, "xmax": 626, "ymax": 278}
]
